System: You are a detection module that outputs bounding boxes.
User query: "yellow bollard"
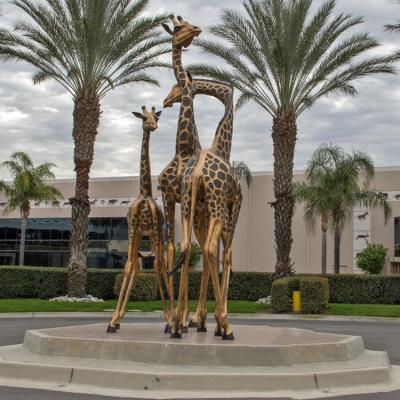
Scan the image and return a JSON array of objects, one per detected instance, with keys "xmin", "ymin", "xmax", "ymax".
[{"xmin": 292, "ymin": 291, "xmax": 302, "ymax": 313}]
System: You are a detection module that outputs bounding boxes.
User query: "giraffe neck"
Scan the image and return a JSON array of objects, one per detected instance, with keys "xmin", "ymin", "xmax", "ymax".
[
  {"xmin": 172, "ymin": 45, "xmax": 201, "ymax": 156},
  {"xmin": 193, "ymin": 79, "xmax": 234, "ymax": 162},
  {"xmin": 139, "ymin": 129, "xmax": 152, "ymax": 197}
]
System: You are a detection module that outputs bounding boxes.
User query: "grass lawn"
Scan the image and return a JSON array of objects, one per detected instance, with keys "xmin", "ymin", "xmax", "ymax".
[
  {"xmin": 327, "ymin": 303, "xmax": 400, "ymax": 318},
  {"xmin": 0, "ymin": 299, "xmax": 399, "ymax": 318},
  {"xmin": 0, "ymin": 299, "xmax": 268, "ymax": 314}
]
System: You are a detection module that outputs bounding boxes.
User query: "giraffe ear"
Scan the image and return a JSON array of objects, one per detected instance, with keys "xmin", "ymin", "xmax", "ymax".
[
  {"xmin": 155, "ymin": 111, "xmax": 162, "ymax": 118},
  {"xmin": 162, "ymin": 23, "xmax": 173, "ymax": 35},
  {"xmin": 132, "ymin": 112, "xmax": 143, "ymax": 119},
  {"xmin": 186, "ymin": 71, "xmax": 193, "ymax": 82}
]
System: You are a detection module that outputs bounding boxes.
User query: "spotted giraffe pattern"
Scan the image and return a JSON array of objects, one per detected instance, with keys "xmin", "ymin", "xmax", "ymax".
[
  {"xmin": 109, "ymin": 108, "xmax": 173, "ymax": 332},
  {"xmin": 158, "ymin": 35, "xmax": 201, "ymax": 246}
]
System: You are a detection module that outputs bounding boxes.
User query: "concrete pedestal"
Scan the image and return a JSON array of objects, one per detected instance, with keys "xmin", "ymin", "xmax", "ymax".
[{"xmin": 0, "ymin": 322, "xmax": 396, "ymax": 398}]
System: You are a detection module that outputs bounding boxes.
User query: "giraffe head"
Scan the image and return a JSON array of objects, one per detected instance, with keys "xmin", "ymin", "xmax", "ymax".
[
  {"xmin": 162, "ymin": 14, "xmax": 201, "ymax": 48},
  {"xmin": 163, "ymin": 73, "xmax": 193, "ymax": 108},
  {"xmin": 133, "ymin": 106, "xmax": 162, "ymax": 132}
]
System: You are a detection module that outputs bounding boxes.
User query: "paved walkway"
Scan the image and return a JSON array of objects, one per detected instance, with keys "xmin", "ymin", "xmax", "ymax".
[{"xmin": 0, "ymin": 316, "xmax": 398, "ymax": 400}]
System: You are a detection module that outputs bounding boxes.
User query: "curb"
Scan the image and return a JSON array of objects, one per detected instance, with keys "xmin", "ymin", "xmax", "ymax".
[{"xmin": 0, "ymin": 311, "xmax": 399, "ymax": 323}]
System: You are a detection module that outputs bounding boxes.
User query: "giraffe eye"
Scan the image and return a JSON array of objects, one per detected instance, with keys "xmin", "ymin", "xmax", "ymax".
[{"xmin": 174, "ymin": 26, "xmax": 181, "ymax": 33}]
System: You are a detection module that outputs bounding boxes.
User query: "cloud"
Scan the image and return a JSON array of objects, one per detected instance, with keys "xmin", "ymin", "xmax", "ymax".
[{"xmin": 0, "ymin": 0, "xmax": 399, "ymax": 181}]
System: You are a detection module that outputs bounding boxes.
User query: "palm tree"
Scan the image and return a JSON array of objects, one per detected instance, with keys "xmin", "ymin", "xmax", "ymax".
[
  {"xmin": 0, "ymin": 0, "xmax": 169, "ymax": 296},
  {"xmin": 232, "ymin": 160, "xmax": 252, "ymax": 187},
  {"xmin": 0, "ymin": 152, "xmax": 62, "ymax": 266},
  {"xmin": 188, "ymin": 0, "xmax": 397, "ymax": 278},
  {"xmin": 295, "ymin": 144, "xmax": 391, "ymax": 274}
]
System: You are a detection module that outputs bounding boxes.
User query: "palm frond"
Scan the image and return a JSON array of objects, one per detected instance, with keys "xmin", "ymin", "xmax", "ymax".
[
  {"xmin": 190, "ymin": 0, "xmax": 396, "ymax": 117},
  {"xmin": 1, "ymin": 0, "xmax": 169, "ymax": 98}
]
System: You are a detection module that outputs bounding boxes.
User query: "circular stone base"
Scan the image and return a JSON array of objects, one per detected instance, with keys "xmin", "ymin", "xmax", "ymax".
[
  {"xmin": 0, "ymin": 322, "xmax": 387, "ymax": 396},
  {"xmin": 24, "ymin": 322, "xmax": 364, "ymax": 366}
]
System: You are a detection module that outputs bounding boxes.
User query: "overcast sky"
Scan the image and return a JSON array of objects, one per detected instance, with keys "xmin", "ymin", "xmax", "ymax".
[{"xmin": 0, "ymin": 0, "xmax": 399, "ymax": 180}]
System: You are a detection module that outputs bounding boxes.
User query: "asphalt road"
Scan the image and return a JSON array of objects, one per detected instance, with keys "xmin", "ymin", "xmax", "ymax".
[{"xmin": 0, "ymin": 316, "xmax": 399, "ymax": 400}]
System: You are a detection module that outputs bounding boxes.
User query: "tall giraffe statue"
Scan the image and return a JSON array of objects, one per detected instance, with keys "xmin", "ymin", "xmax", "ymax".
[
  {"xmin": 163, "ymin": 78, "xmax": 242, "ymax": 332},
  {"xmin": 165, "ymin": 74, "xmax": 242, "ymax": 338},
  {"xmin": 107, "ymin": 106, "xmax": 173, "ymax": 333},
  {"xmin": 159, "ymin": 15, "xmax": 201, "ymax": 331}
]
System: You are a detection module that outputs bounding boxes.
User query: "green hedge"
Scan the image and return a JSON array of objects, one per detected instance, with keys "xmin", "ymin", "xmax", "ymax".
[
  {"xmin": 114, "ymin": 273, "xmax": 158, "ymax": 301},
  {"xmin": 0, "ymin": 266, "xmax": 122, "ymax": 300},
  {"xmin": 271, "ymin": 278, "xmax": 292, "ymax": 313},
  {"xmin": 171, "ymin": 271, "xmax": 274, "ymax": 301},
  {"xmin": 1, "ymin": 266, "xmax": 400, "ymax": 305},
  {"xmin": 300, "ymin": 277, "xmax": 329, "ymax": 313},
  {"xmin": 272, "ymin": 276, "xmax": 329, "ymax": 313}
]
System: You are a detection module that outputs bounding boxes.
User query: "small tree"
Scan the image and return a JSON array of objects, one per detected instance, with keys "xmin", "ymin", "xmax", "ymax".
[
  {"xmin": 232, "ymin": 160, "xmax": 252, "ymax": 187},
  {"xmin": 356, "ymin": 244, "xmax": 388, "ymax": 275},
  {"xmin": 0, "ymin": 152, "xmax": 62, "ymax": 265},
  {"xmin": 176, "ymin": 242, "xmax": 202, "ymax": 268},
  {"xmin": 296, "ymin": 144, "xmax": 391, "ymax": 274}
]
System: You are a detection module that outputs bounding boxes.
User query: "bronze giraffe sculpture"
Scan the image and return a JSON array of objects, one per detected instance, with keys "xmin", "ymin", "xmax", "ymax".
[
  {"xmin": 163, "ymin": 78, "xmax": 242, "ymax": 332},
  {"xmin": 165, "ymin": 72, "xmax": 242, "ymax": 338},
  {"xmin": 107, "ymin": 106, "xmax": 173, "ymax": 333},
  {"xmin": 159, "ymin": 15, "xmax": 201, "ymax": 331}
]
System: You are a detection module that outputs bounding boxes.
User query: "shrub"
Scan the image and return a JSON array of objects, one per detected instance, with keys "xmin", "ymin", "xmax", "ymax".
[
  {"xmin": 271, "ymin": 278, "xmax": 292, "ymax": 313},
  {"xmin": 175, "ymin": 242, "xmax": 202, "ymax": 268},
  {"xmin": 356, "ymin": 244, "xmax": 388, "ymax": 274},
  {"xmin": 113, "ymin": 273, "xmax": 158, "ymax": 301},
  {"xmin": 300, "ymin": 277, "xmax": 329, "ymax": 313},
  {"xmin": 327, "ymin": 274, "xmax": 385, "ymax": 304},
  {"xmin": 383, "ymin": 277, "xmax": 400, "ymax": 304},
  {"xmin": 0, "ymin": 266, "xmax": 121, "ymax": 300}
]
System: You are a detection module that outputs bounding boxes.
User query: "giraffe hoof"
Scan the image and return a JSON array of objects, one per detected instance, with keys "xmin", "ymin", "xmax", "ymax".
[
  {"xmin": 164, "ymin": 323, "xmax": 171, "ymax": 334},
  {"xmin": 181, "ymin": 326, "xmax": 189, "ymax": 334},
  {"xmin": 214, "ymin": 327, "xmax": 223, "ymax": 337},
  {"xmin": 188, "ymin": 318, "xmax": 198, "ymax": 328},
  {"xmin": 106, "ymin": 324, "xmax": 117, "ymax": 333},
  {"xmin": 222, "ymin": 332, "xmax": 235, "ymax": 341},
  {"xmin": 115, "ymin": 323, "xmax": 120, "ymax": 330},
  {"xmin": 170, "ymin": 332, "xmax": 182, "ymax": 339},
  {"xmin": 197, "ymin": 326, "xmax": 207, "ymax": 333}
]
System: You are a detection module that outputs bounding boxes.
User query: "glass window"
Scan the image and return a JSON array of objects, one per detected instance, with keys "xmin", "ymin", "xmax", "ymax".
[
  {"xmin": 395, "ymin": 217, "xmax": 400, "ymax": 246},
  {"xmin": 6, "ymin": 219, "xmax": 21, "ymax": 240},
  {"xmin": 50, "ymin": 219, "xmax": 63, "ymax": 240},
  {"xmin": 88, "ymin": 218, "xmax": 98, "ymax": 240},
  {"xmin": 111, "ymin": 218, "xmax": 128, "ymax": 240},
  {"xmin": 97, "ymin": 218, "xmax": 111, "ymax": 240},
  {"xmin": 26, "ymin": 219, "xmax": 42, "ymax": 241}
]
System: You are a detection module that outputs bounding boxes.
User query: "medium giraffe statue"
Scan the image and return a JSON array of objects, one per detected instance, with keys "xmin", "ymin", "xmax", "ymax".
[
  {"xmin": 159, "ymin": 15, "xmax": 201, "ymax": 331},
  {"xmin": 163, "ymin": 78, "xmax": 242, "ymax": 332},
  {"xmin": 107, "ymin": 106, "xmax": 173, "ymax": 333}
]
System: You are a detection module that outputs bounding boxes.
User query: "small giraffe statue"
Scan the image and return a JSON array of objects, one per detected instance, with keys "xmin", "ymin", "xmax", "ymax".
[
  {"xmin": 164, "ymin": 78, "xmax": 242, "ymax": 332},
  {"xmin": 159, "ymin": 14, "xmax": 202, "ymax": 331},
  {"xmin": 107, "ymin": 106, "xmax": 173, "ymax": 333}
]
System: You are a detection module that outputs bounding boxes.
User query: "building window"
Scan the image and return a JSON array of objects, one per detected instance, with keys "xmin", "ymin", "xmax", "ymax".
[
  {"xmin": 0, "ymin": 217, "xmax": 134, "ymax": 269},
  {"xmin": 395, "ymin": 217, "xmax": 400, "ymax": 257}
]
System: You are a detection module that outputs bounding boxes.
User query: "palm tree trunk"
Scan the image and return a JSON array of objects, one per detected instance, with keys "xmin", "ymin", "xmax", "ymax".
[
  {"xmin": 271, "ymin": 110, "xmax": 297, "ymax": 278},
  {"xmin": 334, "ymin": 230, "xmax": 341, "ymax": 274},
  {"xmin": 68, "ymin": 95, "xmax": 100, "ymax": 297},
  {"xmin": 19, "ymin": 217, "xmax": 27, "ymax": 266},
  {"xmin": 321, "ymin": 227, "xmax": 327, "ymax": 275},
  {"xmin": 321, "ymin": 215, "xmax": 328, "ymax": 275}
]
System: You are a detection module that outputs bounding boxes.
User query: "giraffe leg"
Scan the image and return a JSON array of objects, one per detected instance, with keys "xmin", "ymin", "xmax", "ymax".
[
  {"xmin": 204, "ymin": 218, "xmax": 234, "ymax": 340},
  {"xmin": 191, "ymin": 219, "xmax": 208, "ymax": 331},
  {"xmin": 221, "ymin": 192, "xmax": 242, "ymax": 316},
  {"xmin": 108, "ymin": 232, "xmax": 141, "ymax": 332},
  {"xmin": 170, "ymin": 219, "xmax": 191, "ymax": 338}
]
